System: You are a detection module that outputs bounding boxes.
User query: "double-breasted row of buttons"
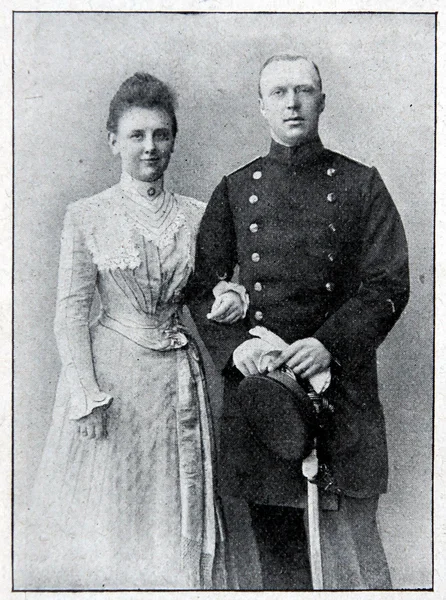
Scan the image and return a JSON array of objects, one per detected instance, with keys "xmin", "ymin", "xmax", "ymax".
[
  {"xmin": 247, "ymin": 166, "xmax": 339, "ymax": 316},
  {"xmin": 251, "ymin": 167, "xmax": 337, "ymax": 180},
  {"xmin": 326, "ymin": 184, "xmax": 337, "ymax": 293},
  {"xmin": 326, "ymin": 173, "xmax": 338, "ymax": 292},
  {"xmin": 251, "ymin": 192, "xmax": 336, "ymax": 205},
  {"xmin": 249, "ymin": 177, "xmax": 263, "ymax": 317}
]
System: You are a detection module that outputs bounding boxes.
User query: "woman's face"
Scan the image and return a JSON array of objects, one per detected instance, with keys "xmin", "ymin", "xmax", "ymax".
[{"xmin": 109, "ymin": 106, "xmax": 175, "ymax": 182}]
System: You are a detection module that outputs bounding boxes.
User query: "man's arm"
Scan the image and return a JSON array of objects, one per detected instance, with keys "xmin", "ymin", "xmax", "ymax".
[
  {"xmin": 186, "ymin": 177, "xmax": 250, "ymax": 373},
  {"xmin": 272, "ymin": 167, "xmax": 410, "ymax": 374},
  {"xmin": 314, "ymin": 167, "xmax": 410, "ymax": 367},
  {"xmin": 271, "ymin": 169, "xmax": 410, "ymax": 377}
]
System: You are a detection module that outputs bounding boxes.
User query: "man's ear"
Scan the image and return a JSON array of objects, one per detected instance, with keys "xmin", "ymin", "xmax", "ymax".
[
  {"xmin": 108, "ymin": 132, "xmax": 119, "ymax": 156},
  {"xmin": 318, "ymin": 93, "xmax": 326, "ymax": 115},
  {"xmin": 259, "ymin": 96, "xmax": 266, "ymax": 118}
]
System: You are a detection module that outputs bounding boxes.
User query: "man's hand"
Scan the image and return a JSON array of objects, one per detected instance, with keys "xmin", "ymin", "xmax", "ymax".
[
  {"xmin": 233, "ymin": 338, "xmax": 274, "ymax": 376},
  {"xmin": 207, "ymin": 291, "xmax": 245, "ymax": 324},
  {"xmin": 268, "ymin": 337, "xmax": 331, "ymax": 379},
  {"xmin": 77, "ymin": 407, "xmax": 107, "ymax": 439}
]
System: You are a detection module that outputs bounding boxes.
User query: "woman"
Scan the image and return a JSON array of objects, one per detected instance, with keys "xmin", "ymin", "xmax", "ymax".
[{"xmin": 21, "ymin": 73, "xmax": 246, "ymax": 590}]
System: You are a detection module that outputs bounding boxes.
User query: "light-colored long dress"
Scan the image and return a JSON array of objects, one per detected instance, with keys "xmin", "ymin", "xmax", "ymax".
[{"xmin": 19, "ymin": 173, "xmax": 226, "ymax": 590}]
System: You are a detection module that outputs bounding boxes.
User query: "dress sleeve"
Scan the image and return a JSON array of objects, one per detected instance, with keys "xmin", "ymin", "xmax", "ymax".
[
  {"xmin": 313, "ymin": 167, "xmax": 410, "ymax": 368},
  {"xmin": 53, "ymin": 204, "xmax": 113, "ymax": 420}
]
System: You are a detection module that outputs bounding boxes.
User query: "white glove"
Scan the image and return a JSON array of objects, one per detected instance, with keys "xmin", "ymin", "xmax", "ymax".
[
  {"xmin": 245, "ymin": 326, "xmax": 331, "ymax": 394},
  {"xmin": 233, "ymin": 338, "xmax": 276, "ymax": 376}
]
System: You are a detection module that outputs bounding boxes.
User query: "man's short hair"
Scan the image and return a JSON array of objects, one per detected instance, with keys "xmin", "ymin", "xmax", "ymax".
[{"xmin": 258, "ymin": 54, "xmax": 323, "ymax": 97}]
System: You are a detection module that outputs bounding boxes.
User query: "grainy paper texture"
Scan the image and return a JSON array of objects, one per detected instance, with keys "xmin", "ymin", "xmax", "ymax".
[{"xmin": 2, "ymin": 1, "xmax": 443, "ymax": 598}]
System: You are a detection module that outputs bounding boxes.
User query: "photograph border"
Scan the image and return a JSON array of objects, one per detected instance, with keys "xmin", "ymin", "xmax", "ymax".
[{"xmin": 8, "ymin": 5, "xmax": 439, "ymax": 597}]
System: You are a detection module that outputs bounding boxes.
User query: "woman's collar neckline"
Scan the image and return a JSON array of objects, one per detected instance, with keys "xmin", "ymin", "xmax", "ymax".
[{"xmin": 120, "ymin": 171, "xmax": 164, "ymax": 201}]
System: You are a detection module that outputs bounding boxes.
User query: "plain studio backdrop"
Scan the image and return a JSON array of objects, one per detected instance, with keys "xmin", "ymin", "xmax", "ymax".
[{"xmin": 13, "ymin": 12, "xmax": 434, "ymax": 589}]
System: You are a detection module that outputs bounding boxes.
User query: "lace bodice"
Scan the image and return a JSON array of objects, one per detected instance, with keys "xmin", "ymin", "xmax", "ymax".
[
  {"xmin": 74, "ymin": 182, "xmax": 204, "ymax": 270},
  {"xmin": 54, "ymin": 178, "xmax": 206, "ymax": 419}
]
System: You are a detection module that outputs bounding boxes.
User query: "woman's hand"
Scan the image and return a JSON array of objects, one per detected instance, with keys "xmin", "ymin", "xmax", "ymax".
[
  {"xmin": 77, "ymin": 407, "xmax": 107, "ymax": 440},
  {"xmin": 207, "ymin": 291, "xmax": 245, "ymax": 324}
]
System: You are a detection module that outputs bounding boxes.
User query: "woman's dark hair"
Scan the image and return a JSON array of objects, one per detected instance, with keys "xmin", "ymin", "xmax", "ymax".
[{"xmin": 107, "ymin": 72, "xmax": 178, "ymax": 137}]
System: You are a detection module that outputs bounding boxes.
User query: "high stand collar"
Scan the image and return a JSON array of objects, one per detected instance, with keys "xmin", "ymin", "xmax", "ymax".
[
  {"xmin": 268, "ymin": 137, "xmax": 325, "ymax": 168},
  {"xmin": 120, "ymin": 171, "xmax": 164, "ymax": 201}
]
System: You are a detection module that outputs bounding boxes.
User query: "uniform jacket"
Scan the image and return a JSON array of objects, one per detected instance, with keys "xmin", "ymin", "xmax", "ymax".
[{"xmin": 187, "ymin": 137, "xmax": 410, "ymax": 504}]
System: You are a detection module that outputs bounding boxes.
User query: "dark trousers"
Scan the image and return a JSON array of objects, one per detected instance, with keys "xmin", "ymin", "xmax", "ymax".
[
  {"xmin": 248, "ymin": 495, "xmax": 392, "ymax": 590},
  {"xmin": 248, "ymin": 503, "xmax": 312, "ymax": 590},
  {"xmin": 319, "ymin": 494, "xmax": 392, "ymax": 590},
  {"xmin": 221, "ymin": 494, "xmax": 391, "ymax": 590}
]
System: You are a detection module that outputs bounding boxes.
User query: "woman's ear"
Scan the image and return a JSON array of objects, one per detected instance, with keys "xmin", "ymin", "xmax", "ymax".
[{"xmin": 108, "ymin": 131, "xmax": 119, "ymax": 156}]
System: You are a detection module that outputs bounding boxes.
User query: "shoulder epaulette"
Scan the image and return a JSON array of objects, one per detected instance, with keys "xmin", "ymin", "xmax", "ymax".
[
  {"xmin": 228, "ymin": 156, "xmax": 262, "ymax": 177},
  {"xmin": 325, "ymin": 149, "xmax": 372, "ymax": 170}
]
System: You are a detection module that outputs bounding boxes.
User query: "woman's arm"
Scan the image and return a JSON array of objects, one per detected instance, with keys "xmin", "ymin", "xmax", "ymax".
[
  {"xmin": 54, "ymin": 203, "xmax": 113, "ymax": 423},
  {"xmin": 186, "ymin": 177, "xmax": 251, "ymax": 372}
]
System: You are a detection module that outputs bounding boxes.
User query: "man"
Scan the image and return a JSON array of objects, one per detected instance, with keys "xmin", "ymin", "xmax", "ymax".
[{"xmin": 187, "ymin": 54, "xmax": 409, "ymax": 590}]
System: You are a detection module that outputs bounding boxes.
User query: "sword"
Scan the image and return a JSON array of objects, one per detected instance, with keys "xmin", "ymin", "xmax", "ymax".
[
  {"xmin": 248, "ymin": 326, "xmax": 329, "ymax": 589},
  {"xmin": 302, "ymin": 446, "xmax": 323, "ymax": 590}
]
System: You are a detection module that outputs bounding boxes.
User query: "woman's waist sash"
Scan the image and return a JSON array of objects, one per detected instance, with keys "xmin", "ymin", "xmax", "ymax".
[{"xmin": 97, "ymin": 309, "xmax": 188, "ymax": 351}]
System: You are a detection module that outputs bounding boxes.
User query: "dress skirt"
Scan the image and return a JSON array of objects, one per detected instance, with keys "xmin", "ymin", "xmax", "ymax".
[{"xmin": 20, "ymin": 322, "xmax": 225, "ymax": 590}]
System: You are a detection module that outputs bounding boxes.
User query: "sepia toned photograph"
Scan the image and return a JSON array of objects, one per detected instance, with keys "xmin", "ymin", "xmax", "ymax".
[{"xmin": 12, "ymin": 10, "xmax": 434, "ymax": 592}]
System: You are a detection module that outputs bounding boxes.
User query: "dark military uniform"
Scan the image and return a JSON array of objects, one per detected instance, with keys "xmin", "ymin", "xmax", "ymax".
[{"xmin": 187, "ymin": 137, "xmax": 409, "ymax": 589}]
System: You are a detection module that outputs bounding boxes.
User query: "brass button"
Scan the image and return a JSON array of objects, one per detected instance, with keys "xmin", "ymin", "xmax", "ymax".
[
  {"xmin": 147, "ymin": 187, "xmax": 156, "ymax": 196},
  {"xmin": 254, "ymin": 282, "xmax": 262, "ymax": 292},
  {"xmin": 327, "ymin": 168, "xmax": 336, "ymax": 177},
  {"xmin": 249, "ymin": 194, "xmax": 259, "ymax": 204},
  {"xmin": 254, "ymin": 310, "xmax": 264, "ymax": 321},
  {"xmin": 249, "ymin": 223, "xmax": 259, "ymax": 233},
  {"xmin": 253, "ymin": 171, "xmax": 262, "ymax": 180},
  {"xmin": 325, "ymin": 282, "xmax": 334, "ymax": 292},
  {"xmin": 327, "ymin": 193, "xmax": 336, "ymax": 203},
  {"xmin": 327, "ymin": 252, "xmax": 335, "ymax": 262},
  {"xmin": 328, "ymin": 223, "xmax": 336, "ymax": 232},
  {"xmin": 251, "ymin": 252, "xmax": 260, "ymax": 263}
]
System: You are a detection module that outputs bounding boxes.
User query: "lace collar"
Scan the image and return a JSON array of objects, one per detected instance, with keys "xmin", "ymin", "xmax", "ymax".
[
  {"xmin": 117, "ymin": 171, "xmax": 177, "ymax": 231},
  {"xmin": 120, "ymin": 171, "xmax": 164, "ymax": 203},
  {"xmin": 78, "ymin": 180, "xmax": 203, "ymax": 271}
]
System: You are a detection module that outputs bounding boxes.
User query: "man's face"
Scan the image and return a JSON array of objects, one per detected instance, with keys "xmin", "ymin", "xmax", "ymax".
[{"xmin": 259, "ymin": 59, "xmax": 325, "ymax": 147}]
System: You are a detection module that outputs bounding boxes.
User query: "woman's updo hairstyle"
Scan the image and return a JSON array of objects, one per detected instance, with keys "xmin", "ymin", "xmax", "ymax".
[{"xmin": 107, "ymin": 72, "xmax": 178, "ymax": 137}]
